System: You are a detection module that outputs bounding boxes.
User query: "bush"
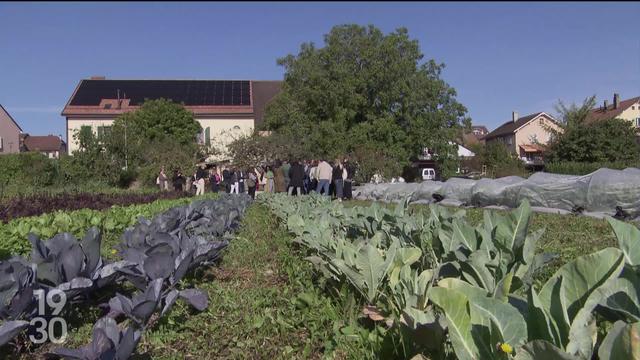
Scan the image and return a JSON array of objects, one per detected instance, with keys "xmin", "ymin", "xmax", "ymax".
[
  {"xmin": 56, "ymin": 153, "xmax": 92, "ymax": 184},
  {"xmin": 135, "ymin": 138, "xmax": 201, "ymax": 186},
  {"xmin": 492, "ymin": 163, "xmax": 530, "ymax": 178},
  {"xmin": 468, "ymin": 142, "xmax": 528, "ymax": 178},
  {"xmin": 546, "ymin": 101, "xmax": 640, "ymax": 163},
  {"xmin": 0, "ymin": 153, "xmax": 58, "ymax": 196},
  {"xmin": 117, "ymin": 168, "xmax": 138, "ymax": 188},
  {"xmin": 352, "ymin": 144, "xmax": 401, "ymax": 184},
  {"xmin": 545, "ymin": 161, "xmax": 640, "ymax": 175}
]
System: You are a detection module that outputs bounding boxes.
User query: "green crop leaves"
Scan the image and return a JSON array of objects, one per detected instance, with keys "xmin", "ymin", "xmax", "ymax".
[
  {"xmin": 261, "ymin": 193, "xmax": 640, "ymax": 360},
  {"xmin": 0, "ymin": 194, "xmax": 217, "ymax": 259}
]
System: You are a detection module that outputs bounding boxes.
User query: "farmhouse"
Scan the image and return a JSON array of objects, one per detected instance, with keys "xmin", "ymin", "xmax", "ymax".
[
  {"xmin": 484, "ymin": 111, "xmax": 561, "ymax": 165},
  {"xmin": 61, "ymin": 77, "xmax": 282, "ymax": 156}
]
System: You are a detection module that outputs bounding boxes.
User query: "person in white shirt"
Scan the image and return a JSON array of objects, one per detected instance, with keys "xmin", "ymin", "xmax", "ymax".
[
  {"xmin": 315, "ymin": 160, "xmax": 333, "ymax": 196},
  {"xmin": 309, "ymin": 161, "xmax": 319, "ymax": 193}
]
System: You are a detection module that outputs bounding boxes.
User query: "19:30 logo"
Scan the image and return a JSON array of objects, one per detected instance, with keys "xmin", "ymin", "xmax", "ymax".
[{"xmin": 29, "ymin": 289, "xmax": 68, "ymax": 344}]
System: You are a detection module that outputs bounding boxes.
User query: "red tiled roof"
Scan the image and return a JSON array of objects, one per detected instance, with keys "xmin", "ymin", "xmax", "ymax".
[
  {"xmin": 586, "ymin": 96, "xmax": 640, "ymax": 124},
  {"xmin": 23, "ymin": 135, "xmax": 65, "ymax": 152}
]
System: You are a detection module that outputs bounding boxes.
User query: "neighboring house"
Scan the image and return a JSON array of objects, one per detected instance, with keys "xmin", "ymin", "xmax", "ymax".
[
  {"xmin": 61, "ymin": 77, "xmax": 282, "ymax": 157},
  {"xmin": 586, "ymin": 93, "xmax": 640, "ymax": 128},
  {"xmin": 484, "ymin": 111, "xmax": 561, "ymax": 165},
  {"xmin": 419, "ymin": 142, "xmax": 475, "ymax": 160},
  {"xmin": 22, "ymin": 134, "xmax": 67, "ymax": 159},
  {"xmin": 457, "ymin": 143, "xmax": 475, "ymax": 158},
  {"xmin": 458, "ymin": 125, "xmax": 489, "ymax": 149},
  {"xmin": 0, "ymin": 104, "xmax": 23, "ymax": 154},
  {"xmin": 471, "ymin": 125, "xmax": 489, "ymax": 139}
]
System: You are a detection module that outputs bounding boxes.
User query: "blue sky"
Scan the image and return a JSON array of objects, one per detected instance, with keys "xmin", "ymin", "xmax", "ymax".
[{"xmin": 1, "ymin": 2, "xmax": 639, "ymax": 136}]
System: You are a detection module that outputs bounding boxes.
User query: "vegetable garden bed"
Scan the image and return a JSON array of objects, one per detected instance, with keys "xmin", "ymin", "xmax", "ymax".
[
  {"xmin": 260, "ymin": 193, "xmax": 640, "ymax": 359},
  {"xmin": 0, "ymin": 191, "xmax": 194, "ymax": 223},
  {"xmin": 0, "ymin": 193, "xmax": 251, "ymax": 359},
  {"xmin": 2, "ymin": 193, "xmax": 638, "ymax": 359},
  {"xmin": 0, "ymin": 193, "xmax": 219, "ymax": 259}
]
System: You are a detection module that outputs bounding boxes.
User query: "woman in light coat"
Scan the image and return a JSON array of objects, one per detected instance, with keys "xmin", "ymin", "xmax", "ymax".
[{"xmin": 264, "ymin": 166, "xmax": 275, "ymax": 193}]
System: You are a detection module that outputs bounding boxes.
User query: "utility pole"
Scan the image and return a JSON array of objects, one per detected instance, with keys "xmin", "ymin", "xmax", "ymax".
[
  {"xmin": 124, "ymin": 119, "xmax": 128, "ymax": 171},
  {"xmin": 119, "ymin": 89, "xmax": 128, "ymax": 171}
]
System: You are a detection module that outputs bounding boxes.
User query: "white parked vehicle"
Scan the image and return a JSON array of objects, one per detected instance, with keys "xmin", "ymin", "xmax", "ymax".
[{"xmin": 421, "ymin": 168, "xmax": 436, "ymax": 181}]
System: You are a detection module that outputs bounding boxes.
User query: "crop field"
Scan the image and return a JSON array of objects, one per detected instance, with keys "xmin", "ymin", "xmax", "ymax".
[
  {"xmin": 0, "ymin": 193, "xmax": 637, "ymax": 359},
  {"xmin": 344, "ymin": 200, "xmax": 618, "ymax": 285},
  {"xmin": 0, "ymin": 191, "xmax": 193, "ymax": 223},
  {"xmin": 0, "ymin": 193, "xmax": 214, "ymax": 258}
]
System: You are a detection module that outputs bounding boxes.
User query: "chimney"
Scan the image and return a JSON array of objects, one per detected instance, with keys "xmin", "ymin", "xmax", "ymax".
[
  {"xmin": 512, "ymin": 111, "xmax": 519, "ymax": 122},
  {"xmin": 90, "ymin": 76, "xmax": 105, "ymax": 80},
  {"xmin": 604, "ymin": 100, "xmax": 609, "ymax": 110},
  {"xmin": 614, "ymin": 93, "xmax": 620, "ymax": 109}
]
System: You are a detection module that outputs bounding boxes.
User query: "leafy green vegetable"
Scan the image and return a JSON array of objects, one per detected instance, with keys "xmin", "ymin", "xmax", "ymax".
[{"xmin": 261, "ymin": 193, "xmax": 640, "ymax": 360}]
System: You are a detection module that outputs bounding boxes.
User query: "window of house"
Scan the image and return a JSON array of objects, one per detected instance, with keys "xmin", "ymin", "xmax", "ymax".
[
  {"xmin": 233, "ymin": 125, "xmax": 241, "ymax": 130},
  {"xmin": 507, "ymin": 136, "xmax": 513, "ymax": 145},
  {"xmin": 636, "ymin": 118, "xmax": 640, "ymax": 127},
  {"xmin": 97, "ymin": 125, "xmax": 112, "ymax": 139},
  {"xmin": 0, "ymin": 136, "xmax": 3, "ymax": 151},
  {"xmin": 104, "ymin": 104, "xmax": 112, "ymax": 109},
  {"xmin": 79, "ymin": 125, "xmax": 92, "ymax": 139},
  {"xmin": 205, "ymin": 127, "xmax": 211, "ymax": 146}
]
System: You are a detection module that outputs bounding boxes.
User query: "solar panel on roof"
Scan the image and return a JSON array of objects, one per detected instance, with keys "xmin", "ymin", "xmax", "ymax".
[{"xmin": 69, "ymin": 80, "xmax": 251, "ymax": 106}]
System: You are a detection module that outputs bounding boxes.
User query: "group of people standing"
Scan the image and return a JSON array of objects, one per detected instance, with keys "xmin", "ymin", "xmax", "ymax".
[
  {"xmin": 258, "ymin": 158, "xmax": 356, "ymax": 201},
  {"xmin": 161, "ymin": 165, "xmax": 258, "ymax": 198},
  {"xmin": 157, "ymin": 158, "xmax": 356, "ymax": 201}
]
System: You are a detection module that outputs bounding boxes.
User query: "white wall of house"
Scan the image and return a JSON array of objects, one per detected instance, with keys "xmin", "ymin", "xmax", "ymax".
[
  {"xmin": 67, "ymin": 119, "xmax": 115, "ymax": 153},
  {"xmin": 458, "ymin": 144, "xmax": 475, "ymax": 157},
  {"xmin": 617, "ymin": 102, "xmax": 640, "ymax": 127},
  {"xmin": 45, "ymin": 151, "xmax": 60, "ymax": 159},
  {"xmin": 514, "ymin": 115, "xmax": 560, "ymax": 149},
  {"xmin": 198, "ymin": 118, "xmax": 254, "ymax": 151},
  {"xmin": 66, "ymin": 117, "xmax": 254, "ymax": 154}
]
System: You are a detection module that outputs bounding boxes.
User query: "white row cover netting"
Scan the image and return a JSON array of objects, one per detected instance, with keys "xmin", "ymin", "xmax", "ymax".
[{"xmin": 353, "ymin": 168, "xmax": 640, "ymax": 218}]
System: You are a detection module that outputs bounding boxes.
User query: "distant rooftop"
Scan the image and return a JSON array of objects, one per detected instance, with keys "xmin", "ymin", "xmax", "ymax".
[
  {"xmin": 587, "ymin": 94, "xmax": 640, "ymax": 123},
  {"xmin": 23, "ymin": 135, "xmax": 65, "ymax": 152}
]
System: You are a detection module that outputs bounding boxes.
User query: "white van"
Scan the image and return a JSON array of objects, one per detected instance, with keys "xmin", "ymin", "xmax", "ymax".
[{"xmin": 421, "ymin": 168, "xmax": 436, "ymax": 181}]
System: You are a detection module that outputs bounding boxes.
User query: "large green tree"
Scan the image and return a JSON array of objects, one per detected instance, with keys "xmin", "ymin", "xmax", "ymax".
[
  {"xmin": 263, "ymin": 24, "xmax": 470, "ymax": 179},
  {"xmin": 105, "ymin": 99, "xmax": 204, "ymax": 184},
  {"xmin": 226, "ymin": 132, "xmax": 310, "ymax": 170},
  {"xmin": 546, "ymin": 96, "xmax": 640, "ymax": 163},
  {"xmin": 111, "ymin": 98, "xmax": 202, "ymax": 147}
]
